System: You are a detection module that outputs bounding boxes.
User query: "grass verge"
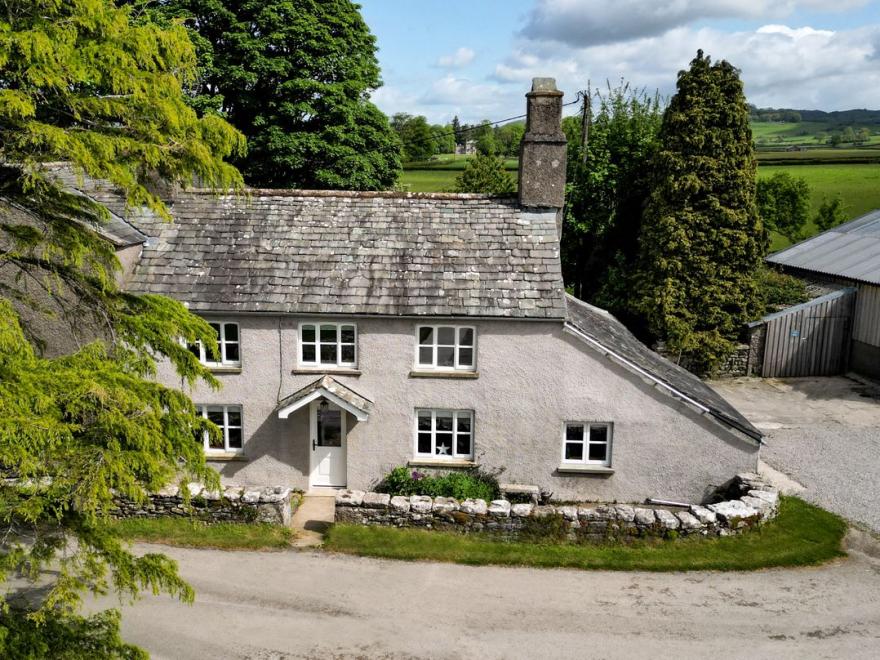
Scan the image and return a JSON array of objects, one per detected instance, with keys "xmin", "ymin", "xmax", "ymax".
[
  {"xmin": 325, "ymin": 497, "xmax": 846, "ymax": 571},
  {"xmin": 112, "ymin": 518, "xmax": 293, "ymax": 551}
]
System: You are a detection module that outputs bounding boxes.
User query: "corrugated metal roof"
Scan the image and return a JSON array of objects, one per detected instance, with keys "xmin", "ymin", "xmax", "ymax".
[{"xmin": 767, "ymin": 209, "xmax": 880, "ymax": 285}]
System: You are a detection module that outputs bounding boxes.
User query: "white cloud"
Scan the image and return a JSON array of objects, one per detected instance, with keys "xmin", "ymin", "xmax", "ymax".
[
  {"xmin": 492, "ymin": 22, "xmax": 880, "ymax": 111},
  {"xmin": 437, "ymin": 47, "xmax": 476, "ymax": 68},
  {"xmin": 520, "ymin": 0, "xmax": 869, "ymax": 46}
]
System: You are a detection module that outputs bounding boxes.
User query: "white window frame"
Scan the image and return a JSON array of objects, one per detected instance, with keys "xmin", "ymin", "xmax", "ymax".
[
  {"xmin": 188, "ymin": 321, "xmax": 241, "ymax": 367},
  {"xmin": 415, "ymin": 325, "xmax": 476, "ymax": 371},
  {"xmin": 413, "ymin": 409, "xmax": 474, "ymax": 460},
  {"xmin": 196, "ymin": 404, "xmax": 243, "ymax": 454},
  {"xmin": 298, "ymin": 322, "xmax": 358, "ymax": 368},
  {"xmin": 561, "ymin": 422, "xmax": 612, "ymax": 466}
]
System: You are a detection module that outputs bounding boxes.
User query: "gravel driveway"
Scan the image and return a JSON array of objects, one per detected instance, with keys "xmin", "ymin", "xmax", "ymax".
[
  {"xmin": 102, "ymin": 545, "xmax": 880, "ymax": 659},
  {"xmin": 710, "ymin": 376, "xmax": 880, "ymax": 532}
]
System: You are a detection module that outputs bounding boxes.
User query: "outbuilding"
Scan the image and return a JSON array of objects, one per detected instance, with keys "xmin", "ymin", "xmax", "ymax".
[{"xmin": 766, "ymin": 209, "xmax": 880, "ymax": 379}]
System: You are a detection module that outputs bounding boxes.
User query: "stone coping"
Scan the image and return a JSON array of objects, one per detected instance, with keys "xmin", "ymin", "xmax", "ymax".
[{"xmin": 152, "ymin": 483, "xmax": 294, "ymax": 504}]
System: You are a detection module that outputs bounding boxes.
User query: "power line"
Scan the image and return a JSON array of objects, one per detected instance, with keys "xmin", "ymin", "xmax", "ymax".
[{"xmin": 394, "ymin": 92, "xmax": 586, "ymax": 151}]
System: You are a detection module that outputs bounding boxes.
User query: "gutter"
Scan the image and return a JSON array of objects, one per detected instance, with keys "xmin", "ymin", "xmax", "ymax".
[{"xmin": 562, "ymin": 323, "xmax": 764, "ymax": 444}]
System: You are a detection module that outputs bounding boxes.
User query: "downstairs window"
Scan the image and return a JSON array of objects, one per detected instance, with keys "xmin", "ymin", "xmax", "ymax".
[
  {"xmin": 414, "ymin": 409, "xmax": 473, "ymax": 460},
  {"xmin": 562, "ymin": 422, "xmax": 612, "ymax": 466}
]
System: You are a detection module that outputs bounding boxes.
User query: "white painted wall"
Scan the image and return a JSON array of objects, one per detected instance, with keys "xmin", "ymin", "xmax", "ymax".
[{"xmin": 160, "ymin": 316, "xmax": 758, "ymax": 503}]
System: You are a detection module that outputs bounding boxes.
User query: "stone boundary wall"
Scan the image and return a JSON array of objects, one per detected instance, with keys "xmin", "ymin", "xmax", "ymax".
[
  {"xmin": 112, "ymin": 484, "xmax": 295, "ymax": 526},
  {"xmin": 336, "ymin": 474, "xmax": 779, "ymax": 542}
]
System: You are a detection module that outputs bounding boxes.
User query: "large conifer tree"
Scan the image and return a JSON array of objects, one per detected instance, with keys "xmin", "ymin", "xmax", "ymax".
[
  {"xmin": 0, "ymin": 0, "xmax": 243, "ymax": 652},
  {"xmin": 634, "ymin": 51, "xmax": 763, "ymax": 373},
  {"xmin": 153, "ymin": 0, "xmax": 402, "ymax": 189}
]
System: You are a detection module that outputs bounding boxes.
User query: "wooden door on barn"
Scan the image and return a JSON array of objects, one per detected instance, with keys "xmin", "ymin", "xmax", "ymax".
[{"xmin": 761, "ymin": 289, "xmax": 856, "ymax": 378}]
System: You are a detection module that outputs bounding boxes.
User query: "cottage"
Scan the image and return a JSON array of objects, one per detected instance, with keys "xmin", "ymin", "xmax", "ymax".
[
  {"xmin": 48, "ymin": 79, "xmax": 762, "ymax": 503},
  {"xmin": 766, "ymin": 209, "xmax": 880, "ymax": 379}
]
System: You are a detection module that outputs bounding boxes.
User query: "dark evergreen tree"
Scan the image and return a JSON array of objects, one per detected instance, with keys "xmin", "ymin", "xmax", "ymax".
[
  {"xmin": 453, "ymin": 154, "xmax": 515, "ymax": 194},
  {"xmin": 452, "ymin": 116, "xmax": 464, "ymax": 147},
  {"xmin": 152, "ymin": 0, "xmax": 401, "ymax": 189},
  {"xmin": 634, "ymin": 51, "xmax": 764, "ymax": 374}
]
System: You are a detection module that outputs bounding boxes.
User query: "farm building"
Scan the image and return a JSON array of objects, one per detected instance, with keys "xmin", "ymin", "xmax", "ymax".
[{"xmin": 765, "ymin": 209, "xmax": 880, "ymax": 379}]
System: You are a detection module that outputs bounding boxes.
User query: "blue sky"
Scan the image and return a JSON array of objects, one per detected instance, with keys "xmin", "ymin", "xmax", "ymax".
[{"xmin": 360, "ymin": 0, "xmax": 880, "ymax": 124}]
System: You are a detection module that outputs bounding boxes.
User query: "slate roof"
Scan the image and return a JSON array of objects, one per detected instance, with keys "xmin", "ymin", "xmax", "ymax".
[
  {"xmin": 564, "ymin": 295, "xmax": 763, "ymax": 441},
  {"xmin": 276, "ymin": 375, "xmax": 374, "ymax": 417},
  {"xmin": 43, "ymin": 164, "xmax": 150, "ymax": 247},
  {"xmin": 125, "ymin": 189, "xmax": 567, "ymax": 318},
  {"xmin": 766, "ymin": 208, "xmax": 880, "ymax": 285}
]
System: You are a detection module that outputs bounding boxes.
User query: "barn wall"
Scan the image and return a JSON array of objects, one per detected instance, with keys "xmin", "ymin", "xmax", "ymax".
[
  {"xmin": 851, "ymin": 284, "xmax": 880, "ymax": 379},
  {"xmin": 853, "ymin": 284, "xmax": 880, "ymax": 348}
]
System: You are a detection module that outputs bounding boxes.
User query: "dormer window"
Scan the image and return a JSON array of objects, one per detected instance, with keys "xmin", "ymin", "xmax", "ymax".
[
  {"xmin": 416, "ymin": 325, "xmax": 475, "ymax": 371},
  {"xmin": 299, "ymin": 322, "xmax": 357, "ymax": 368},
  {"xmin": 188, "ymin": 321, "xmax": 240, "ymax": 367}
]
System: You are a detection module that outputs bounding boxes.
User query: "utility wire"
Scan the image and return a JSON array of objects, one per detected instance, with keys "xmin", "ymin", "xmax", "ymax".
[{"xmin": 395, "ymin": 92, "xmax": 586, "ymax": 151}]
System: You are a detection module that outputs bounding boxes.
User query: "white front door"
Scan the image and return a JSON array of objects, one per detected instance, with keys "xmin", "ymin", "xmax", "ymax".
[{"xmin": 309, "ymin": 400, "xmax": 347, "ymax": 487}]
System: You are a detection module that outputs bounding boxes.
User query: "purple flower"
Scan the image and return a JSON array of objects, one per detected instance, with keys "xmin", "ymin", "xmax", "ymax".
[{"xmin": 411, "ymin": 470, "xmax": 424, "ymax": 481}]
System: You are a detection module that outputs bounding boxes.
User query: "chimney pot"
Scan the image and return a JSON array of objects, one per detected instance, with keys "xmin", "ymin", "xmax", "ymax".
[{"xmin": 518, "ymin": 77, "xmax": 568, "ymax": 233}]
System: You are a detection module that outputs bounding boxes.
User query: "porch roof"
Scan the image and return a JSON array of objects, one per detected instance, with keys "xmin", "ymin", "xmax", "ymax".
[{"xmin": 276, "ymin": 375, "xmax": 373, "ymax": 421}]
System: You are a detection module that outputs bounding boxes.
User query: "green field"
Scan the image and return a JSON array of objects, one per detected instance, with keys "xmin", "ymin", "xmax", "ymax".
[
  {"xmin": 752, "ymin": 121, "xmax": 880, "ymax": 147},
  {"xmin": 760, "ymin": 163, "xmax": 880, "ymax": 250}
]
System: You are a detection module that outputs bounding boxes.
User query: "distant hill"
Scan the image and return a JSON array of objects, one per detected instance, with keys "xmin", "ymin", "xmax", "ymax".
[{"xmin": 748, "ymin": 105, "xmax": 880, "ymax": 126}]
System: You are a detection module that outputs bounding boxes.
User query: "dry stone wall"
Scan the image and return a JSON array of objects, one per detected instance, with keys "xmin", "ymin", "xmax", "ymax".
[
  {"xmin": 112, "ymin": 484, "xmax": 295, "ymax": 526},
  {"xmin": 336, "ymin": 474, "xmax": 779, "ymax": 542}
]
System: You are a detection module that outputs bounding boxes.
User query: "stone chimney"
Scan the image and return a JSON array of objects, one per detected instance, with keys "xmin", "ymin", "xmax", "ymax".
[{"xmin": 518, "ymin": 78, "xmax": 568, "ymax": 234}]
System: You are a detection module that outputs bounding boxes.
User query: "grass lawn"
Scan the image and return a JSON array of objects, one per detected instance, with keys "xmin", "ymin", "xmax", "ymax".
[
  {"xmin": 759, "ymin": 163, "xmax": 880, "ymax": 250},
  {"xmin": 399, "ymin": 169, "xmax": 460, "ymax": 192},
  {"xmin": 325, "ymin": 497, "xmax": 847, "ymax": 571},
  {"xmin": 112, "ymin": 518, "xmax": 294, "ymax": 551}
]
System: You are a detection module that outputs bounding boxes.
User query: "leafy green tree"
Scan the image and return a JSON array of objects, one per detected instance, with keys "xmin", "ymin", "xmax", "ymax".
[
  {"xmin": 432, "ymin": 124, "xmax": 456, "ymax": 154},
  {"xmin": 391, "ymin": 113, "xmax": 436, "ymax": 162},
  {"xmin": 561, "ymin": 82, "xmax": 663, "ymax": 317},
  {"xmin": 453, "ymin": 154, "xmax": 515, "ymax": 193},
  {"xmin": 814, "ymin": 194, "xmax": 848, "ymax": 232},
  {"xmin": 494, "ymin": 122, "xmax": 526, "ymax": 157},
  {"xmin": 0, "ymin": 0, "xmax": 242, "ymax": 652},
  {"xmin": 634, "ymin": 51, "xmax": 764, "ymax": 374},
  {"xmin": 470, "ymin": 121, "xmax": 497, "ymax": 155},
  {"xmin": 152, "ymin": 0, "xmax": 401, "ymax": 189},
  {"xmin": 756, "ymin": 172, "xmax": 811, "ymax": 244}
]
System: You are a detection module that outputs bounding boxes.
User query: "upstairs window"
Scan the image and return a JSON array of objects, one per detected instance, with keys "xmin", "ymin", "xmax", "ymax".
[
  {"xmin": 299, "ymin": 322, "xmax": 357, "ymax": 368},
  {"xmin": 196, "ymin": 404, "xmax": 243, "ymax": 454},
  {"xmin": 414, "ymin": 409, "xmax": 473, "ymax": 460},
  {"xmin": 188, "ymin": 322, "xmax": 240, "ymax": 367},
  {"xmin": 416, "ymin": 326, "xmax": 475, "ymax": 371},
  {"xmin": 562, "ymin": 422, "xmax": 612, "ymax": 466}
]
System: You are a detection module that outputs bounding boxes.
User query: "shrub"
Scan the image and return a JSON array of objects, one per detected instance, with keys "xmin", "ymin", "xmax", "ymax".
[
  {"xmin": 376, "ymin": 467, "xmax": 500, "ymax": 501},
  {"xmin": 757, "ymin": 266, "xmax": 809, "ymax": 314}
]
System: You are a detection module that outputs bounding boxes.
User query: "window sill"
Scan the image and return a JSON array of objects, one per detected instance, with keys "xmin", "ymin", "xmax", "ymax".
[
  {"xmin": 556, "ymin": 464, "xmax": 614, "ymax": 475},
  {"xmin": 206, "ymin": 365, "xmax": 242, "ymax": 374},
  {"xmin": 409, "ymin": 370, "xmax": 479, "ymax": 379},
  {"xmin": 205, "ymin": 453, "xmax": 248, "ymax": 462},
  {"xmin": 409, "ymin": 459, "xmax": 477, "ymax": 468},
  {"xmin": 292, "ymin": 368, "xmax": 361, "ymax": 376}
]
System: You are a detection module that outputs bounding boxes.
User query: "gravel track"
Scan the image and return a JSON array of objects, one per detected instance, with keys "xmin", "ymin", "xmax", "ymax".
[{"xmin": 710, "ymin": 376, "xmax": 880, "ymax": 532}]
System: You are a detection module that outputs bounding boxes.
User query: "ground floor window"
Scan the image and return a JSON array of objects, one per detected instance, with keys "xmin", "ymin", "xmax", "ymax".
[
  {"xmin": 196, "ymin": 404, "xmax": 243, "ymax": 453},
  {"xmin": 415, "ymin": 409, "xmax": 473, "ymax": 460},
  {"xmin": 563, "ymin": 422, "xmax": 612, "ymax": 466}
]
